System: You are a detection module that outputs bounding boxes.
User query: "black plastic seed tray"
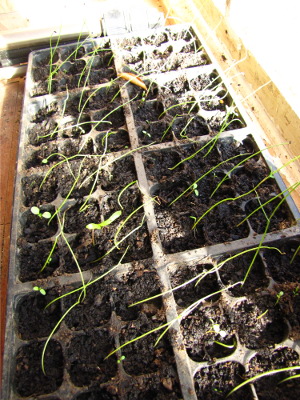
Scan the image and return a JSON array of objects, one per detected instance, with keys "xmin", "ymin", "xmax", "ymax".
[{"xmin": 2, "ymin": 24, "xmax": 300, "ymax": 400}]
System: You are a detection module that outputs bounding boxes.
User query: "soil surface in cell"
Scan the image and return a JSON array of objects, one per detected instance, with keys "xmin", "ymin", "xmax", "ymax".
[
  {"xmin": 228, "ymin": 292, "xmax": 287, "ymax": 349},
  {"xmin": 67, "ymin": 329, "xmax": 117, "ymax": 387},
  {"xmin": 247, "ymin": 347, "xmax": 300, "ymax": 400},
  {"xmin": 181, "ymin": 305, "xmax": 236, "ymax": 362},
  {"xmin": 170, "ymin": 263, "xmax": 220, "ymax": 307},
  {"xmin": 14, "ymin": 340, "xmax": 64, "ymax": 397},
  {"xmin": 21, "ymin": 205, "xmax": 57, "ymax": 243},
  {"xmin": 18, "ymin": 239, "xmax": 60, "ymax": 281},
  {"xmin": 111, "ymin": 267, "xmax": 162, "ymax": 321},
  {"xmin": 194, "ymin": 361, "xmax": 252, "ymax": 400},
  {"xmin": 16, "ymin": 289, "xmax": 62, "ymax": 340},
  {"xmin": 219, "ymin": 252, "xmax": 269, "ymax": 297},
  {"xmin": 119, "ymin": 313, "xmax": 177, "ymax": 377},
  {"xmin": 263, "ymin": 238, "xmax": 300, "ymax": 283}
]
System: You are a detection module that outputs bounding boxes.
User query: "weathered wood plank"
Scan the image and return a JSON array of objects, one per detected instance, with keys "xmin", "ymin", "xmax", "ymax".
[{"xmin": 0, "ymin": 77, "xmax": 24, "ymax": 382}]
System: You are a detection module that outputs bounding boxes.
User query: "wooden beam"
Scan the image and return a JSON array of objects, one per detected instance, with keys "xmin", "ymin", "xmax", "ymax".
[{"xmin": 0, "ymin": 77, "xmax": 25, "ymax": 383}]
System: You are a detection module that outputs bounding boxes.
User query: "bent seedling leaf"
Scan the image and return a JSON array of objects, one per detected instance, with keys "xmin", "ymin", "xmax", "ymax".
[{"xmin": 86, "ymin": 210, "xmax": 122, "ymax": 230}]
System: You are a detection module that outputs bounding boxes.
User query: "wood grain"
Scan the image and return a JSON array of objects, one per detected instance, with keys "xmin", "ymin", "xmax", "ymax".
[{"xmin": 0, "ymin": 77, "xmax": 25, "ymax": 384}]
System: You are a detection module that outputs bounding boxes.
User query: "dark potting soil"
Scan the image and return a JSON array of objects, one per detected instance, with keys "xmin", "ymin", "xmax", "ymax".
[
  {"xmin": 95, "ymin": 129, "xmax": 131, "ymax": 152},
  {"xmin": 31, "ymin": 47, "xmax": 117, "ymax": 97},
  {"xmin": 100, "ymin": 156, "xmax": 137, "ymax": 192},
  {"xmin": 245, "ymin": 197, "xmax": 293, "ymax": 234},
  {"xmin": 59, "ymin": 137, "xmax": 94, "ymax": 156},
  {"xmin": 263, "ymin": 238, "xmax": 300, "ymax": 283},
  {"xmin": 65, "ymin": 114, "xmax": 92, "ymax": 136},
  {"xmin": 75, "ymin": 376, "xmax": 182, "ymax": 399},
  {"xmin": 111, "ymin": 268, "xmax": 162, "ymax": 321},
  {"xmin": 119, "ymin": 374, "xmax": 183, "ymax": 400},
  {"xmin": 16, "ymin": 289, "xmax": 62, "ymax": 340},
  {"xmin": 137, "ymin": 121, "xmax": 171, "ymax": 145},
  {"xmin": 170, "ymin": 263, "xmax": 220, "ymax": 307},
  {"xmin": 228, "ymin": 293, "xmax": 287, "ymax": 349},
  {"xmin": 55, "ymin": 157, "xmax": 98, "ymax": 198},
  {"xmin": 58, "ymin": 218, "xmax": 152, "ymax": 274},
  {"xmin": 21, "ymin": 205, "xmax": 58, "ymax": 243},
  {"xmin": 31, "ymin": 101, "xmax": 58, "ymax": 123},
  {"xmin": 62, "ymin": 84, "xmax": 119, "ymax": 117},
  {"xmin": 132, "ymin": 100, "xmax": 164, "ymax": 123},
  {"xmin": 155, "ymin": 207, "xmax": 207, "ymax": 253},
  {"xmin": 64, "ymin": 199, "xmax": 100, "ymax": 234},
  {"xmin": 218, "ymin": 252, "xmax": 269, "ymax": 297},
  {"xmin": 181, "ymin": 305, "xmax": 236, "ymax": 363},
  {"xmin": 101, "ymin": 185, "xmax": 143, "ymax": 218},
  {"xmin": 63, "ymin": 280, "xmax": 112, "ymax": 330},
  {"xmin": 119, "ymin": 313, "xmax": 176, "ymax": 377},
  {"xmin": 17, "ymin": 239, "xmax": 60, "ymax": 281},
  {"xmin": 126, "ymin": 79, "xmax": 159, "ymax": 101},
  {"xmin": 147, "ymin": 150, "xmax": 250, "ymax": 253},
  {"xmin": 24, "ymin": 142, "xmax": 58, "ymax": 169},
  {"xmin": 142, "ymin": 139, "xmax": 293, "ymax": 253},
  {"xmin": 72, "ymin": 389, "xmax": 119, "ymax": 400},
  {"xmin": 22, "ymin": 174, "xmax": 58, "ymax": 207},
  {"xmin": 171, "ymin": 115, "xmax": 209, "ymax": 139},
  {"xmin": 194, "ymin": 361, "xmax": 252, "ymax": 400},
  {"xmin": 247, "ymin": 347, "xmax": 300, "ymax": 400},
  {"xmin": 67, "ymin": 329, "xmax": 118, "ymax": 387},
  {"xmin": 272, "ymin": 282, "xmax": 300, "ymax": 340},
  {"xmin": 14, "ymin": 340, "xmax": 64, "ymax": 397},
  {"xmin": 62, "ymin": 264, "xmax": 160, "ymax": 330},
  {"xmin": 93, "ymin": 101, "xmax": 126, "ymax": 131},
  {"xmin": 57, "ymin": 230, "xmax": 104, "ymax": 273},
  {"xmin": 28, "ymin": 118, "xmax": 58, "ymax": 146}
]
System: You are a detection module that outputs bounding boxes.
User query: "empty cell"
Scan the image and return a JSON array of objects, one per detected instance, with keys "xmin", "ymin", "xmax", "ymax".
[
  {"xmin": 16, "ymin": 289, "xmax": 62, "ymax": 340},
  {"xmin": 14, "ymin": 340, "xmax": 64, "ymax": 397},
  {"xmin": 67, "ymin": 330, "xmax": 117, "ymax": 386}
]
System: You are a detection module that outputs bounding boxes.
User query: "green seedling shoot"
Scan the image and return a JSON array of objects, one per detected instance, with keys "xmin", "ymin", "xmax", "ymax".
[
  {"xmin": 142, "ymin": 130, "xmax": 151, "ymax": 138},
  {"xmin": 86, "ymin": 210, "xmax": 122, "ymax": 230},
  {"xmin": 256, "ymin": 309, "xmax": 269, "ymax": 320},
  {"xmin": 227, "ymin": 366, "xmax": 300, "ymax": 397},
  {"xmin": 192, "ymin": 183, "xmax": 199, "ymax": 196},
  {"xmin": 293, "ymin": 286, "xmax": 299, "ymax": 296},
  {"xmin": 30, "ymin": 206, "xmax": 51, "ymax": 219},
  {"xmin": 33, "ymin": 286, "xmax": 46, "ymax": 296},
  {"xmin": 213, "ymin": 388, "xmax": 223, "ymax": 394},
  {"xmin": 117, "ymin": 355, "xmax": 125, "ymax": 364},
  {"xmin": 290, "ymin": 244, "xmax": 300, "ymax": 264},
  {"xmin": 275, "ymin": 291, "xmax": 284, "ymax": 305},
  {"xmin": 86, "ymin": 210, "xmax": 122, "ymax": 245}
]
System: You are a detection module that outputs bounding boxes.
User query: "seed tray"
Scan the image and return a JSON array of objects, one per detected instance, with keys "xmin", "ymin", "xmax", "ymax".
[{"xmin": 2, "ymin": 24, "xmax": 300, "ymax": 400}]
